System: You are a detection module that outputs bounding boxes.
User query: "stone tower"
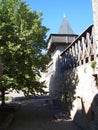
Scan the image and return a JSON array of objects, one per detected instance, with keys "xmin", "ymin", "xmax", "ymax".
[{"xmin": 46, "ymin": 16, "xmax": 78, "ymax": 100}]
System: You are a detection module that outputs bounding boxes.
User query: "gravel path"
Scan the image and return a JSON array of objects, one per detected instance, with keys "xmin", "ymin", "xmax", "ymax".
[{"xmin": 8, "ymin": 96, "xmax": 81, "ymax": 130}]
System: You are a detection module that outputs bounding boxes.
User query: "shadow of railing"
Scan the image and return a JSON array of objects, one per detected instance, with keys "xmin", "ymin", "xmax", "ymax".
[{"xmin": 59, "ymin": 53, "xmax": 79, "ymax": 118}]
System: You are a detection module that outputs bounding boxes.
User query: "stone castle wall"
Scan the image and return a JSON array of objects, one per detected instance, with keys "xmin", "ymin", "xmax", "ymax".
[
  {"xmin": 47, "ymin": 1, "xmax": 98, "ymax": 129},
  {"xmin": 71, "ymin": 63, "xmax": 98, "ymax": 129},
  {"xmin": 92, "ymin": 0, "xmax": 98, "ymax": 46}
]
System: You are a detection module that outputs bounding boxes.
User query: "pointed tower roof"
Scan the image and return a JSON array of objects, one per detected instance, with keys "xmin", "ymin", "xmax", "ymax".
[
  {"xmin": 58, "ymin": 16, "xmax": 74, "ymax": 34},
  {"xmin": 47, "ymin": 15, "xmax": 78, "ymax": 53}
]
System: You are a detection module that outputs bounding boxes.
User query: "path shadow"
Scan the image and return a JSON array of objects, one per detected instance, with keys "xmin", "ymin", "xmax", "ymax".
[{"xmin": 8, "ymin": 95, "xmax": 81, "ymax": 130}]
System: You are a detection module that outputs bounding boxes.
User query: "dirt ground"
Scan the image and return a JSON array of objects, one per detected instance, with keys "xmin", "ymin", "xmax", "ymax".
[{"xmin": 8, "ymin": 96, "xmax": 81, "ymax": 130}]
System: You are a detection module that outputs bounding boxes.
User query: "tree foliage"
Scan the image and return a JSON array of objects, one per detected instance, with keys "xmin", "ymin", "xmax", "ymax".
[{"xmin": 0, "ymin": 0, "xmax": 49, "ymax": 102}]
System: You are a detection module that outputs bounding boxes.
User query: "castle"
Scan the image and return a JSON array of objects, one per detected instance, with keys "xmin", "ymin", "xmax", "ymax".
[{"xmin": 45, "ymin": 0, "xmax": 98, "ymax": 129}]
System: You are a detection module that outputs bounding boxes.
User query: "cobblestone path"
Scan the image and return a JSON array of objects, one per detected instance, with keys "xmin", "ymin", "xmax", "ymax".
[{"xmin": 8, "ymin": 96, "xmax": 81, "ymax": 130}]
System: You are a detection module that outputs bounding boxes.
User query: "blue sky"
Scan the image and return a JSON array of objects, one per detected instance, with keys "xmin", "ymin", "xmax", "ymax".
[{"xmin": 24, "ymin": 0, "xmax": 93, "ymax": 37}]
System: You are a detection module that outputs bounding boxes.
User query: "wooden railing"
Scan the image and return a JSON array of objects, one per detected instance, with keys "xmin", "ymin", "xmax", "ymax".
[{"xmin": 60, "ymin": 25, "xmax": 96, "ymax": 69}]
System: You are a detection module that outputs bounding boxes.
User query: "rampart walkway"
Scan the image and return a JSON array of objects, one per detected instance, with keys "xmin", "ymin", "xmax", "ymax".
[{"xmin": 8, "ymin": 96, "xmax": 81, "ymax": 130}]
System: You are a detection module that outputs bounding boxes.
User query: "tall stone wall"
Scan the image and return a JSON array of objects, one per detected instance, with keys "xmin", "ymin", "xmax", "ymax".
[
  {"xmin": 71, "ymin": 63, "xmax": 98, "ymax": 129},
  {"xmin": 55, "ymin": 54, "xmax": 98, "ymax": 129},
  {"xmin": 92, "ymin": 0, "xmax": 98, "ymax": 51}
]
